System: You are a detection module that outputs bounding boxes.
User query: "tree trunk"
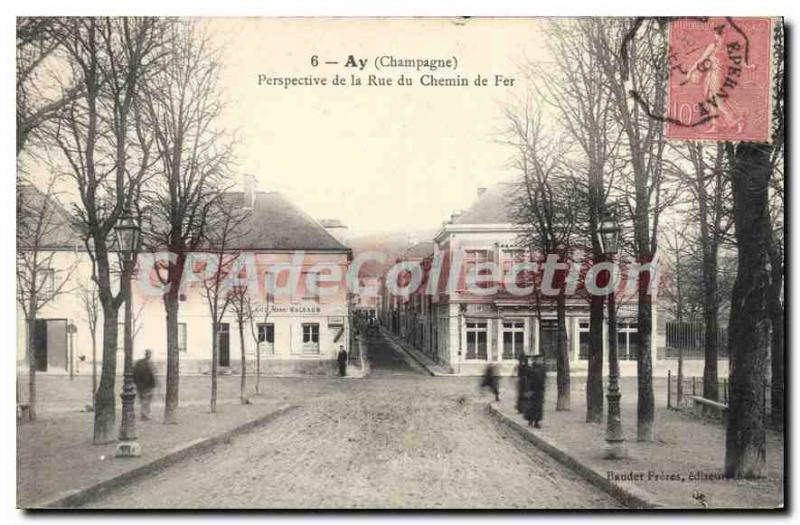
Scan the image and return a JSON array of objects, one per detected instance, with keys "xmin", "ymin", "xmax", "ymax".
[
  {"xmin": 768, "ymin": 260, "xmax": 784, "ymax": 430},
  {"xmin": 26, "ymin": 316, "xmax": 37, "ymax": 421},
  {"xmin": 91, "ymin": 328, "xmax": 98, "ymax": 409},
  {"xmin": 701, "ymin": 260, "xmax": 720, "ymax": 401},
  {"xmin": 210, "ymin": 322, "xmax": 218, "ymax": 413},
  {"xmin": 636, "ymin": 288, "xmax": 655, "ymax": 441},
  {"xmin": 164, "ymin": 296, "xmax": 180, "ymax": 423},
  {"xmin": 238, "ymin": 319, "xmax": 246, "ymax": 404},
  {"xmin": 677, "ymin": 346, "xmax": 684, "ymax": 407},
  {"xmin": 93, "ymin": 311, "xmax": 119, "ymax": 444},
  {"xmin": 256, "ymin": 341, "xmax": 261, "ymax": 395},
  {"xmin": 555, "ymin": 291, "xmax": 570, "ymax": 411},
  {"xmin": 698, "ymin": 176, "xmax": 720, "ymax": 402},
  {"xmin": 586, "ymin": 293, "xmax": 604, "ymax": 423},
  {"xmin": 725, "ymin": 142, "xmax": 771, "ymax": 478}
]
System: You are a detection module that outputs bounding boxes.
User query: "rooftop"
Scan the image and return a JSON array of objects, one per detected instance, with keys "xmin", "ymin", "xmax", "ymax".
[
  {"xmin": 451, "ymin": 182, "xmax": 515, "ymax": 225},
  {"xmin": 225, "ymin": 191, "xmax": 349, "ymax": 251}
]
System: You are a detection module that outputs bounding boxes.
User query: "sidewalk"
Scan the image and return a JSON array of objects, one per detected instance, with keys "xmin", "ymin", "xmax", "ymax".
[
  {"xmin": 17, "ymin": 398, "xmax": 292, "ymax": 507},
  {"xmin": 380, "ymin": 328, "xmax": 453, "ymax": 376},
  {"xmin": 491, "ymin": 390, "xmax": 784, "ymax": 509}
]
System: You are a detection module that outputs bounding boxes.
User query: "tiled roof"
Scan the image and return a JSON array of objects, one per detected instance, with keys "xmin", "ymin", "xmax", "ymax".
[
  {"xmin": 401, "ymin": 241, "xmax": 435, "ymax": 260},
  {"xmin": 227, "ymin": 191, "xmax": 349, "ymax": 251},
  {"xmin": 17, "ymin": 184, "xmax": 82, "ymax": 249},
  {"xmin": 452, "ymin": 182, "xmax": 515, "ymax": 225}
]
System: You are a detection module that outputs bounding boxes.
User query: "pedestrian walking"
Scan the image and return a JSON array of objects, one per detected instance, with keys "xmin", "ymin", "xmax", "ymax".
[
  {"xmin": 132, "ymin": 349, "xmax": 156, "ymax": 421},
  {"xmin": 337, "ymin": 345, "xmax": 348, "ymax": 377},
  {"xmin": 480, "ymin": 364, "xmax": 500, "ymax": 401},
  {"xmin": 516, "ymin": 353, "xmax": 529, "ymax": 413},
  {"xmin": 524, "ymin": 355, "xmax": 546, "ymax": 428}
]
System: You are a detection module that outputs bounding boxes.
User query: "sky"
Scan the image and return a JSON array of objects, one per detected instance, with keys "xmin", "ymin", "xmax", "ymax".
[{"xmin": 205, "ymin": 17, "xmax": 551, "ymax": 235}]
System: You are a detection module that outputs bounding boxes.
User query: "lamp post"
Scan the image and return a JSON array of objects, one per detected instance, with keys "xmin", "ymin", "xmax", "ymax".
[
  {"xmin": 114, "ymin": 209, "xmax": 141, "ymax": 458},
  {"xmin": 597, "ymin": 207, "xmax": 625, "ymax": 459}
]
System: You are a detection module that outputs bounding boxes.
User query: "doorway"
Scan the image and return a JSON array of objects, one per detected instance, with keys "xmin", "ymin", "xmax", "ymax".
[
  {"xmin": 217, "ymin": 322, "xmax": 230, "ymax": 367},
  {"xmin": 538, "ymin": 319, "xmax": 561, "ymax": 372},
  {"xmin": 32, "ymin": 319, "xmax": 68, "ymax": 372}
]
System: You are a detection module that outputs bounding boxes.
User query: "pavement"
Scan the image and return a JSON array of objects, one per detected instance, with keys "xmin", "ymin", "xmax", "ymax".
[
  {"xmin": 16, "ymin": 331, "xmax": 783, "ymax": 509},
  {"xmin": 17, "ymin": 399, "xmax": 291, "ymax": 507},
  {"xmin": 81, "ymin": 333, "xmax": 620, "ymax": 509},
  {"xmin": 491, "ymin": 396, "xmax": 784, "ymax": 509}
]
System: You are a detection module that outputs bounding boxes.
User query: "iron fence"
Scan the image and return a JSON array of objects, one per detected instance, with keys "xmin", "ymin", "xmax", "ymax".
[
  {"xmin": 665, "ymin": 322, "xmax": 729, "ymax": 359},
  {"xmin": 666, "ymin": 372, "xmax": 771, "ymax": 422}
]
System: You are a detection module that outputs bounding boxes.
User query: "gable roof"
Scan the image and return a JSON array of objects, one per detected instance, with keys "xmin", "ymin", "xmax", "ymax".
[
  {"xmin": 227, "ymin": 191, "xmax": 349, "ymax": 252},
  {"xmin": 400, "ymin": 241, "xmax": 435, "ymax": 260},
  {"xmin": 17, "ymin": 184, "xmax": 82, "ymax": 249},
  {"xmin": 452, "ymin": 182, "xmax": 515, "ymax": 225}
]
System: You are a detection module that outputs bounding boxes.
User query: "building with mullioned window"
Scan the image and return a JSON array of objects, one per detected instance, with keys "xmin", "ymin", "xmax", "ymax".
[{"xmin": 379, "ymin": 183, "xmax": 705, "ymax": 377}]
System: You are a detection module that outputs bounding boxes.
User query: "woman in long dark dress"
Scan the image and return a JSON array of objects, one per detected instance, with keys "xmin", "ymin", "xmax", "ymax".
[
  {"xmin": 516, "ymin": 354, "xmax": 529, "ymax": 413},
  {"xmin": 525, "ymin": 355, "xmax": 546, "ymax": 428}
]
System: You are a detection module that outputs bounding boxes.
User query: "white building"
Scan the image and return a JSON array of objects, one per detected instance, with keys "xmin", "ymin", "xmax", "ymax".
[
  {"xmin": 384, "ymin": 183, "xmax": 679, "ymax": 376},
  {"xmin": 17, "ymin": 184, "xmax": 353, "ymax": 377}
]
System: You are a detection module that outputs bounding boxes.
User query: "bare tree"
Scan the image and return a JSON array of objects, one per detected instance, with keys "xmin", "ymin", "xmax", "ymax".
[
  {"xmin": 247, "ymin": 294, "xmax": 273, "ymax": 396},
  {"xmin": 506, "ymin": 101, "xmax": 582, "ymax": 411},
  {"xmin": 671, "ymin": 142, "xmax": 733, "ymax": 401},
  {"xmin": 766, "ymin": 22, "xmax": 785, "ymax": 431},
  {"xmin": 594, "ymin": 18, "xmax": 674, "ymax": 441},
  {"xmin": 725, "ymin": 20, "xmax": 784, "ymax": 477},
  {"xmin": 141, "ymin": 20, "xmax": 233, "ymax": 424},
  {"xmin": 229, "ymin": 286, "xmax": 252, "ymax": 404},
  {"xmin": 532, "ymin": 19, "xmax": 622, "ymax": 423},
  {"xmin": 50, "ymin": 17, "xmax": 165, "ymax": 443},
  {"xmin": 16, "ymin": 18, "xmax": 81, "ymax": 157},
  {"xmin": 16, "ymin": 175, "xmax": 79, "ymax": 420},
  {"xmin": 78, "ymin": 282, "xmax": 101, "ymax": 407},
  {"xmin": 200, "ymin": 200, "xmax": 247, "ymax": 413}
]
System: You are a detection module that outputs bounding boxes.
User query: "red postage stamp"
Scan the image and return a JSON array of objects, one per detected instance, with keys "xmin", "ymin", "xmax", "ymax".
[{"xmin": 665, "ymin": 17, "xmax": 773, "ymax": 142}]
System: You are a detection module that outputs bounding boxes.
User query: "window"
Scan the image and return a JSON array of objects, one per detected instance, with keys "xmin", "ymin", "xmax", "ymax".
[
  {"xmin": 502, "ymin": 320, "xmax": 525, "ymax": 360},
  {"xmin": 578, "ymin": 319, "xmax": 590, "ymax": 360},
  {"xmin": 464, "ymin": 250, "xmax": 494, "ymax": 289},
  {"xmin": 465, "ymin": 320, "xmax": 488, "ymax": 360},
  {"xmin": 617, "ymin": 320, "xmax": 639, "ymax": 360},
  {"xmin": 178, "ymin": 323, "xmax": 187, "ymax": 353},
  {"xmin": 258, "ymin": 323, "xmax": 274, "ymax": 343},
  {"xmin": 302, "ymin": 323, "xmax": 320, "ymax": 354},
  {"xmin": 257, "ymin": 323, "xmax": 275, "ymax": 355},
  {"xmin": 539, "ymin": 319, "xmax": 559, "ymax": 360},
  {"xmin": 39, "ymin": 268, "xmax": 55, "ymax": 298}
]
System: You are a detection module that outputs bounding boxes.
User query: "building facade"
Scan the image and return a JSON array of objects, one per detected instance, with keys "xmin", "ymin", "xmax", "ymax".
[
  {"xmin": 17, "ymin": 186, "xmax": 353, "ymax": 377},
  {"xmin": 382, "ymin": 183, "xmax": 676, "ymax": 376}
]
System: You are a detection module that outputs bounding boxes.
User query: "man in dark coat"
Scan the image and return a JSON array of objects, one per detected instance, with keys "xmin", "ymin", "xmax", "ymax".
[
  {"xmin": 516, "ymin": 354, "xmax": 530, "ymax": 413},
  {"xmin": 480, "ymin": 364, "xmax": 500, "ymax": 401},
  {"xmin": 337, "ymin": 345, "xmax": 348, "ymax": 377},
  {"xmin": 132, "ymin": 349, "xmax": 156, "ymax": 421},
  {"xmin": 525, "ymin": 355, "xmax": 546, "ymax": 428}
]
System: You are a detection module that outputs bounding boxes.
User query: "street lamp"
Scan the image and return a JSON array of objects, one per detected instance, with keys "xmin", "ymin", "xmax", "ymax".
[
  {"xmin": 597, "ymin": 207, "xmax": 626, "ymax": 459},
  {"xmin": 114, "ymin": 208, "xmax": 141, "ymax": 457}
]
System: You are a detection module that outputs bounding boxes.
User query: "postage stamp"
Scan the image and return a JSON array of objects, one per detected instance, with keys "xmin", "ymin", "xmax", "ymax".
[{"xmin": 665, "ymin": 17, "xmax": 773, "ymax": 142}]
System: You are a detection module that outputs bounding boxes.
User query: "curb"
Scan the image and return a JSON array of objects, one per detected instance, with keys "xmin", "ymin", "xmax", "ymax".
[
  {"xmin": 380, "ymin": 332, "xmax": 436, "ymax": 377},
  {"xmin": 485, "ymin": 403, "xmax": 662, "ymax": 510},
  {"xmin": 37, "ymin": 404, "xmax": 299, "ymax": 509}
]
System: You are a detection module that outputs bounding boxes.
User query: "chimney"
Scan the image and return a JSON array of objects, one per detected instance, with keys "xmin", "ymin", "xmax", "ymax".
[
  {"xmin": 477, "ymin": 186, "xmax": 487, "ymax": 198},
  {"xmin": 450, "ymin": 210, "xmax": 462, "ymax": 223},
  {"xmin": 242, "ymin": 174, "xmax": 257, "ymax": 209}
]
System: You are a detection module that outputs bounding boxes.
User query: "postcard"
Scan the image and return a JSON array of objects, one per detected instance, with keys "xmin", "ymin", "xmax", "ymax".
[{"xmin": 16, "ymin": 16, "xmax": 784, "ymax": 510}]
